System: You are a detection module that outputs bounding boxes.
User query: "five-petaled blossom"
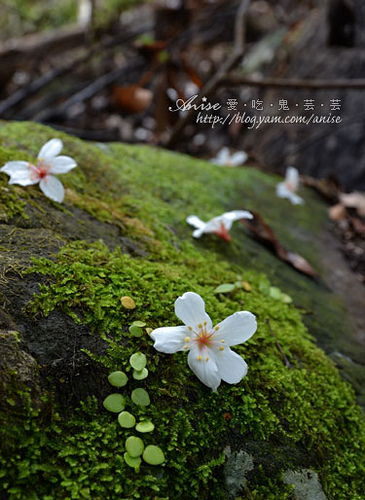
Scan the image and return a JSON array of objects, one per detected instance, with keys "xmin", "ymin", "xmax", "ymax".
[
  {"xmin": 150, "ymin": 292, "xmax": 257, "ymax": 391},
  {"xmin": 276, "ymin": 166, "xmax": 304, "ymax": 205},
  {"xmin": 210, "ymin": 147, "xmax": 248, "ymax": 167},
  {"xmin": 187, "ymin": 210, "xmax": 253, "ymax": 241},
  {"xmin": 0, "ymin": 138, "xmax": 77, "ymax": 203}
]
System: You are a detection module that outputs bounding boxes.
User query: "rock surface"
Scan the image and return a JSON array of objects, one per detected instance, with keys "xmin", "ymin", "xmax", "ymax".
[{"xmin": 0, "ymin": 121, "xmax": 364, "ymax": 500}]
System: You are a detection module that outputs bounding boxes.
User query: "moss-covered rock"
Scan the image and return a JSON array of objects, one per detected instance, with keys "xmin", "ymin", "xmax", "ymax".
[{"xmin": 0, "ymin": 121, "xmax": 364, "ymax": 500}]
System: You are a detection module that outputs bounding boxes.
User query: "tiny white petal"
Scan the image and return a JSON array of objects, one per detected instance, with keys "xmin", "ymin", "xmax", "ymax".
[
  {"xmin": 1, "ymin": 161, "xmax": 30, "ymax": 174},
  {"xmin": 39, "ymin": 175, "xmax": 65, "ymax": 203},
  {"xmin": 48, "ymin": 156, "xmax": 77, "ymax": 174},
  {"xmin": 192, "ymin": 228, "xmax": 205, "ymax": 238},
  {"xmin": 150, "ymin": 326, "xmax": 189, "ymax": 353},
  {"xmin": 216, "ymin": 147, "xmax": 230, "ymax": 163},
  {"xmin": 276, "ymin": 181, "xmax": 290, "ymax": 198},
  {"xmin": 285, "ymin": 166, "xmax": 299, "ymax": 190},
  {"xmin": 276, "ymin": 182, "xmax": 304, "ymax": 204},
  {"xmin": 288, "ymin": 192, "xmax": 304, "ymax": 205},
  {"xmin": 230, "ymin": 151, "xmax": 248, "ymax": 165},
  {"xmin": 203, "ymin": 215, "xmax": 225, "ymax": 233},
  {"xmin": 223, "ymin": 210, "xmax": 253, "ymax": 221},
  {"xmin": 175, "ymin": 292, "xmax": 212, "ymax": 331},
  {"xmin": 214, "ymin": 311, "xmax": 257, "ymax": 346},
  {"xmin": 186, "ymin": 215, "xmax": 206, "ymax": 230},
  {"xmin": 188, "ymin": 347, "xmax": 221, "ymax": 391},
  {"xmin": 213, "ymin": 348, "xmax": 248, "ymax": 384},
  {"xmin": 38, "ymin": 139, "xmax": 63, "ymax": 160}
]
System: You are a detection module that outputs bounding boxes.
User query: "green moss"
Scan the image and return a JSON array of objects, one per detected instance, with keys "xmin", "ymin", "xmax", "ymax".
[{"xmin": 0, "ymin": 121, "xmax": 364, "ymax": 499}]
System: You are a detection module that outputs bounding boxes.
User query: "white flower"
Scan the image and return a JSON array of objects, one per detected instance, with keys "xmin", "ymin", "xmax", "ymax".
[
  {"xmin": 0, "ymin": 138, "xmax": 77, "ymax": 203},
  {"xmin": 211, "ymin": 147, "xmax": 248, "ymax": 167},
  {"xmin": 276, "ymin": 166, "xmax": 304, "ymax": 205},
  {"xmin": 150, "ymin": 292, "xmax": 257, "ymax": 392},
  {"xmin": 186, "ymin": 210, "xmax": 253, "ymax": 241}
]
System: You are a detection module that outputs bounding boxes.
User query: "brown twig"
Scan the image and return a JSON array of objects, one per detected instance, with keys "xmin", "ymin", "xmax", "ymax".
[
  {"xmin": 266, "ymin": 319, "xmax": 293, "ymax": 369},
  {"xmin": 164, "ymin": 0, "xmax": 251, "ymax": 149},
  {"xmin": 219, "ymin": 76, "xmax": 365, "ymax": 90}
]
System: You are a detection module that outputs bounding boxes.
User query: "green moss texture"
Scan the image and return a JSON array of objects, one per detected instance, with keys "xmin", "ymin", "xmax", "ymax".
[{"xmin": 0, "ymin": 121, "xmax": 364, "ymax": 500}]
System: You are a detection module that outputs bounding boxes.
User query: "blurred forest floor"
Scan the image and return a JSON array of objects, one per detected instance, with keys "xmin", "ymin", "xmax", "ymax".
[{"xmin": 0, "ymin": 0, "xmax": 364, "ymax": 283}]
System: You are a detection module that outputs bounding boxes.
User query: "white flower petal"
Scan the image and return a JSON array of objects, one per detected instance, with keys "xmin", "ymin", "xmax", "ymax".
[
  {"xmin": 223, "ymin": 210, "xmax": 253, "ymax": 221},
  {"xmin": 186, "ymin": 215, "xmax": 206, "ymax": 230},
  {"xmin": 213, "ymin": 347, "xmax": 248, "ymax": 384},
  {"xmin": 286, "ymin": 166, "xmax": 299, "ymax": 190},
  {"xmin": 222, "ymin": 210, "xmax": 253, "ymax": 230},
  {"xmin": 150, "ymin": 326, "xmax": 189, "ymax": 353},
  {"xmin": 38, "ymin": 139, "xmax": 63, "ymax": 160},
  {"xmin": 231, "ymin": 151, "xmax": 248, "ymax": 165},
  {"xmin": 276, "ymin": 182, "xmax": 290, "ymax": 198},
  {"xmin": 276, "ymin": 182, "xmax": 303, "ymax": 204},
  {"xmin": 288, "ymin": 192, "xmax": 304, "ymax": 205},
  {"xmin": 8, "ymin": 169, "xmax": 38, "ymax": 186},
  {"xmin": 188, "ymin": 347, "xmax": 221, "ymax": 391},
  {"xmin": 1, "ymin": 161, "xmax": 30, "ymax": 174},
  {"xmin": 48, "ymin": 156, "xmax": 77, "ymax": 174},
  {"xmin": 192, "ymin": 227, "xmax": 205, "ymax": 238},
  {"xmin": 217, "ymin": 147, "xmax": 230, "ymax": 163},
  {"xmin": 214, "ymin": 311, "xmax": 257, "ymax": 346},
  {"xmin": 203, "ymin": 216, "xmax": 223, "ymax": 233},
  {"xmin": 39, "ymin": 175, "xmax": 65, "ymax": 203},
  {"xmin": 175, "ymin": 292, "xmax": 212, "ymax": 331}
]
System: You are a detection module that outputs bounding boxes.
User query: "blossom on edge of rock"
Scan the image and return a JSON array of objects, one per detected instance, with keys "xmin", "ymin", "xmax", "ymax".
[
  {"xmin": 0, "ymin": 138, "xmax": 77, "ymax": 203},
  {"xmin": 186, "ymin": 210, "xmax": 253, "ymax": 241},
  {"xmin": 150, "ymin": 292, "xmax": 257, "ymax": 392},
  {"xmin": 276, "ymin": 166, "xmax": 304, "ymax": 205},
  {"xmin": 210, "ymin": 147, "xmax": 248, "ymax": 167}
]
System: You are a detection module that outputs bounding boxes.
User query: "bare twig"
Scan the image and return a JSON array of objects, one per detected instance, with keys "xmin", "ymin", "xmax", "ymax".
[
  {"xmin": 266, "ymin": 319, "xmax": 293, "ymax": 369},
  {"xmin": 219, "ymin": 76, "xmax": 365, "ymax": 90},
  {"xmin": 164, "ymin": 0, "xmax": 251, "ymax": 148}
]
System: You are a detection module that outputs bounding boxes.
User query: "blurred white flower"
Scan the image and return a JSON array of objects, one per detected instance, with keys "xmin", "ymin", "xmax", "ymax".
[
  {"xmin": 211, "ymin": 147, "xmax": 248, "ymax": 167},
  {"xmin": 150, "ymin": 292, "xmax": 257, "ymax": 392},
  {"xmin": 0, "ymin": 139, "xmax": 77, "ymax": 203},
  {"xmin": 276, "ymin": 166, "xmax": 304, "ymax": 205},
  {"xmin": 187, "ymin": 210, "xmax": 253, "ymax": 241}
]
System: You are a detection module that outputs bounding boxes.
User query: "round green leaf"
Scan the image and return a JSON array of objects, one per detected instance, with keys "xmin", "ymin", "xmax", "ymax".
[
  {"xmin": 118, "ymin": 411, "xmax": 136, "ymax": 428},
  {"xmin": 133, "ymin": 368, "xmax": 148, "ymax": 380},
  {"xmin": 129, "ymin": 352, "xmax": 147, "ymax": 371},
  {"xmin": 142, "ymin": 445, "xmax": 165, "ymax": 465},
  {"xmin": 123, "ymin": 452, "xmax": 141, "ymax": 470},
  {"xmin": 269, "ymin": 286, "xmax": 282, "ymax": 300},
  {"xmin": 131, "ymin": 388, "xmax": 150, "ymax": 407},
  {"xmin": 108, "ymin": 371, "xmax": 128, "ymax": 387},
  {"xmin": 132, "ymin": 320, "xmax": 146, "ymax": 327},
  {"xmin": 214, "ymin": 283, "xmax": 235, "ymax": 294},
  {"xmin": 136, "ymin": 420, "xmax": 154, "ymax": 433},
  {"xmin": 125, "ymin": 436, "xmax": 144, "ymax": 458},
  {"xmin": 103, "ymin": 394, "xmax": 126, "ymax": 413},
  {"xmin": 129, "ymin": 325, "xmax": 142, "ymax": 337}
]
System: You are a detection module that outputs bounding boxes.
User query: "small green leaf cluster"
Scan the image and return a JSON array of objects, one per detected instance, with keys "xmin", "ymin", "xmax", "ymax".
[{"xmin": 103, "ymin": 346, "xmax": 165, "ymax": 472}]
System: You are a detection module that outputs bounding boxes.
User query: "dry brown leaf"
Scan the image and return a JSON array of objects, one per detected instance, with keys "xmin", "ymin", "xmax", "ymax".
[
  {"xmin": 112, "ymin": 85, "xmax": 152, "ymax": 114},
  {"xmin": 241, "ymin": 211, "xmax": 318, "ymax": 278},
  {"xmin": 339, "ymin": 192, "xmax": 365, "ymax": 217},
  {"xmin": 329, "ymin": 203, "xmax": 347, "ymax": 221}
]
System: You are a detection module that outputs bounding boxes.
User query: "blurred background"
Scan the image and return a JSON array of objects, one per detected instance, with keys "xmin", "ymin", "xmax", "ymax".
[{"xmin": 0, "ymin": 0, "xmax": 363, "ymax": 186}]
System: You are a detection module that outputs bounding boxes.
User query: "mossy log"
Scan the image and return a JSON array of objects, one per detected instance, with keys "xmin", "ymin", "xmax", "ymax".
[{"xmin": 0, "ymin": 122, "xmax": 364, "ymax": 500}]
